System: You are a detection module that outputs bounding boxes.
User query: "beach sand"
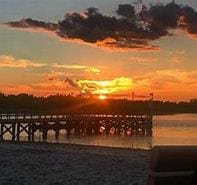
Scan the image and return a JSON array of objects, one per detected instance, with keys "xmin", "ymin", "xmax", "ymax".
[{"xmin": 0, "ymin": 142, "xmax": 150, "ymax": 185}]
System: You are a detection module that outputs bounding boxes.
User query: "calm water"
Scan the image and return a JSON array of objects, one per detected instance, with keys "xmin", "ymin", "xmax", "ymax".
[{"xmin": 17, "ymin": 114, "xmax": 196, "ymax": 149}]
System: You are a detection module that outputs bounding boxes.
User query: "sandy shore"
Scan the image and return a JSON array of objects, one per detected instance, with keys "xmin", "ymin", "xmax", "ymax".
[{"xmin": 0, "ymin": 142, "xmax": 150, "ymax": 185}]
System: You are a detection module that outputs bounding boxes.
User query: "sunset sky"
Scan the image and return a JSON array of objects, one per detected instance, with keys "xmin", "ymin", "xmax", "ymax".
[{"xmin": 0, "ymin": 0, "xmax": 197, "ymax": 101}]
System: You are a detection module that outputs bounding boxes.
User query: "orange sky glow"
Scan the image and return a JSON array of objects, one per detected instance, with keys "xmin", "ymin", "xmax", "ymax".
[
  {"xmin": 0, "ymin": 1, "xmax": 197, "ymax": 102},
  {"xmin": 0, "ymin": 53, "xmax": 196, "ymax": 101}
]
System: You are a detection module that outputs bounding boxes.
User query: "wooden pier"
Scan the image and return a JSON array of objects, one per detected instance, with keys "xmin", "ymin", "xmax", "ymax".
[{"xmin": 0, "ymin": 114, "xmax": 153, "ymax": 142}]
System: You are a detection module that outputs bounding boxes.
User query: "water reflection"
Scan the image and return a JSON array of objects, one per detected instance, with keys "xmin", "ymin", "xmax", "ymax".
[
  {"xmin": 153, "ymin": 114, "xmax": 197, "ymax": 146},
  {"xmin": 47, "ymin": 134, "xmax": 153, "ymax": 150},
  {"xmin": 3, "ymin": 114, "xmax": 197, "ymax": 150}
]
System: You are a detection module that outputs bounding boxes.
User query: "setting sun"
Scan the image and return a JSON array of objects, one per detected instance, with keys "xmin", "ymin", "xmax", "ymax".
[{"xmin": 98, "ymin": 95, "xmax": 107, "ymax": 100}]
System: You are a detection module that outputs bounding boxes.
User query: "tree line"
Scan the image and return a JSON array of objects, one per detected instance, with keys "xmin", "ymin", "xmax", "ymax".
[{"xmin": 0, "ymin": 93, "xmax": 196, "ymax": 114}]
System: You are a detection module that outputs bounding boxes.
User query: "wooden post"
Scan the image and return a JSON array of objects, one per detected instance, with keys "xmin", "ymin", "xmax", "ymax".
[
  {"xmin": 12, "ymin": 123, "xmax": 16, "ymax": 141},
  {"xmin": 147, "ymin": 93, "xmax": 154, "ymax": 136},
  {"xmin": 73, "ymin": 121, "xmax": 79, "ymax": 136},
  {"xmin": 124, "ymin": 121, "xmax": 128, "ymax": 135},
  {"xmin": 31, "ymin": 123, "xmax": 35, "ymax": 142},
  {"xmin": 130, "ymin": 121, "xmax": 134, "ymax": 136},
  {"xmin": 41, "ymin": 121, "xmax": 47, "ymax": 142},
  {"xmin": 117, "ymin": 121, "xmax": 121, "ymax": 135},
  {"xmin": 43, "ymin": 130, "xmax": 47, "ymax": 142},
  {"xmin": 28, "ymin": 123, "xmax": 31, "ymax": 142},
  {"xmin": 0, "ymin": 123, "xmax": 4, "ymax": 141},
  {"xmin": 55, "ymin": 130, "xmax": 59, "ymax": 141},
  {"xmin": 146, "ymin": 117, "xmax": 153, "ymax": 136},
  {"xmin": 16, "ymin": 123, "xmax": 20, "ymax": 141},
  {"xmin": 105, "ymin": 120, "xmax": 111, "ymax": 136},
  {"xmin": 94, "ymin": 121, "xmax": 100, "ymax": 135},
  {"xmin": 86, "ymin": 123, "xmax": 93, "ymax": 136},
  {"xmin": 142, "ymin": 121, "xmax": 146, "ymax": 136},
  {"xmin": 66, "ymin": 128, "xmax": 71, "ymax": 138}
]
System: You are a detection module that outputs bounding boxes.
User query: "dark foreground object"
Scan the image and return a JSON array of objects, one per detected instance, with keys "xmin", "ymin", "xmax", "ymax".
[
  {"xmin": 148, "ymin": 146, "xmax": 197, "ymax": 185},
  {"xmin": 0, "ymin": 142, "xmax": 149, "ymax": 185}
]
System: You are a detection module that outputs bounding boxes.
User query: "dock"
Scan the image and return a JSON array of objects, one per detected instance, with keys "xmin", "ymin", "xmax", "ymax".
[{"xmin": 0, "ymin": 113, "xmax": 153, "ymax": 142}]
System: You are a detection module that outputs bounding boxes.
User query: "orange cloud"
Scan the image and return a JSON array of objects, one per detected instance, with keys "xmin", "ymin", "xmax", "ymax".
[
  {"xmin": 130, "ymin": 69, "xmax": 197, "ymax": 101},
  {"xmin": 66, "ymin": 77, "xmax": 134, "ymax": 95},
  {"xmin": 134, "ymin": 69, "xmax": 197, "ymax": 91},
  {"xmin": 0, "ymin": 55, "xmax": 101, "ymax": 76},
  {"xmin": 0, "ymin": 55, "xmax": 45, "ymax": 68},
  {"xmin": 0, "ymin": 81, "xmax": 72, "ymax": 97},
  {"xmin": 95, "ymin": 38, "xmax": 160, "ymax": 52},
  {"xmin": 1, "ymin": 69, "xmax": 196, "ymax": 101},
  {"xmin": 129, "ymin": 56, "xmax": 157, "ymax": 63},
  {"xmin": 52, "ymin": 64, "xmax": 101, "ymax": 74}
]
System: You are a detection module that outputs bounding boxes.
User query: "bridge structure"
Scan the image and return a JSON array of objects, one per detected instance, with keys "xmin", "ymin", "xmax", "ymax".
[{"xmin": 0, "ymin": 113, "xmax": 153, "ymax": 142}]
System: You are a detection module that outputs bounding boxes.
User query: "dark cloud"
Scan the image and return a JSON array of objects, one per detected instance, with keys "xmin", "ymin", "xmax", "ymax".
[
  {"xmin": 6, "ymin": 2, "xmax": 197, "ymax": 50},
  {"xmin": 7, "ymin": 18, "xmax": 58, "ymax": 31},
  {"xmin": 65, "ymin": 78, "xmax": 94, "ymax": 95},
  {"xmin": 180, "ymin": 6, "xmax": 197, "ymax": 34},
  {"xmin": 65, "ymin": 78, "xmax": 79, "ymax": 89}
]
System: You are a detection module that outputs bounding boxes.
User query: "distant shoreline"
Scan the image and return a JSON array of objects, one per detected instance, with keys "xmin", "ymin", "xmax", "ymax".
[{"xmin": 0, "ymin": 94, "xmax": 196, "ymax": 115}]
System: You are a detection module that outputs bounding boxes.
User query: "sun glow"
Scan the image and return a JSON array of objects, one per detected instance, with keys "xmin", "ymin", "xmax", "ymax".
[
  {"xmin": 98, "ymin": 95, "xmax": 107, "ymax": 100},
  {"xmin": 77, "ymin": 77, "xmax": 134, "ymax": 95}
]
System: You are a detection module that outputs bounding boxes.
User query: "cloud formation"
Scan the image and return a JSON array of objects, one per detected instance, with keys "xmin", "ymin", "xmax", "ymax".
[
  {"xmin": 0, "ymin": 81, "xmax": 69, "ymax": 96},
  {"xmin": 0, "ymin": 55, "xmax": 45, "ymax": 68},
  {"xmin": 0, "ymin": 55, "xmax": 100, "ymax": 75},
  {"xmin": 52, "ymin": 64, "xmax": 100, "ymax": 74},
  {"xmin": 134, "ymin": 69, "xmax": 197, "ymax": 91},
  {"xmin": 130, "ymin": 56, "xmax": 157, "ymax": 63},
  {"xmin": 65, "ymin": 77, "xmax": 133, "ymax": 95},
  {"xmin": 6, "ymin": 2, "xmax": 197, "ymax": 50},
  {"xmin": 1, "ymin": 60, "xmax": 196, "ymax": 101}
]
